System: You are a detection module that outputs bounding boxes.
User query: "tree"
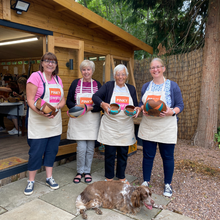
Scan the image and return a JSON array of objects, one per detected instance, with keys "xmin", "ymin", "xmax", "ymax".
[
  {"xmin": 78, "ymin": 0, "xmax": 209, "ymax": 58},
  {"xmin": 194, "ymin": 0, "xmax": 220, "ymax": 148}
]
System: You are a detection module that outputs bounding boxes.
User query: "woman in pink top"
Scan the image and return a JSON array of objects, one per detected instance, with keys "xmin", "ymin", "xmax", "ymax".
[{"xmin": 24, "ymin": 52, "xmax": 65, "ymax": 196}]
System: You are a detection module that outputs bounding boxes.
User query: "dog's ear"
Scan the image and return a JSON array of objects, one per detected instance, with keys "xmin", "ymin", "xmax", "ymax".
[{"xmin": 131, "ymin": 189, "xmax": 141, "ymax": 207}]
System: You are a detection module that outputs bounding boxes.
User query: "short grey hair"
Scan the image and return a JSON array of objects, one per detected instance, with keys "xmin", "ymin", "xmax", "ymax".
[
  {"xmin": 113, "ymin": 64, "xmax": 129, "ymax": 77},
  {"xmin": 80, "ymin": 60, "xmax": 95, "ymax": 73}
]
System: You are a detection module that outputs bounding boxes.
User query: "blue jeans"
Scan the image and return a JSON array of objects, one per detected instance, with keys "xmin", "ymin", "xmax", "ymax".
[{"xmin": 142, "ymin": 140, "xmax": 175, "ymax": 184}]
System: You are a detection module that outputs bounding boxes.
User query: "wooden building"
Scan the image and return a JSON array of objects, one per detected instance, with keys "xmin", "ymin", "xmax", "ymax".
[{"xmin": 0, "ymin": 0, "xmax": 152, "ymax": 172}]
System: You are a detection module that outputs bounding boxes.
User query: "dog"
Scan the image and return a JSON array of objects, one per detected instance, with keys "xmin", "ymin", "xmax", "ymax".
[{"xmin": 76, "ymin": 181, "xmax": 154, "ymax": 219}]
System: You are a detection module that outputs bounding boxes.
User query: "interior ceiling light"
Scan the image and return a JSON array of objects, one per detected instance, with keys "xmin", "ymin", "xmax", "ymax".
[
  {"xmin": 0, "ymin": 37, "xmax": 38, "ymax": 46},
  {"xmin": 11, "ymin": 0, "xmax": 30, "ymax": 15}
]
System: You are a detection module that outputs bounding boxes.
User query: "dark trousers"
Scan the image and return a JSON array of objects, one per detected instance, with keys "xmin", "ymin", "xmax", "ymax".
[
  {"xmin": 27, "ymin": 135, "xmax": 61, "ymax": 171},
  {"xmin": 142, "ymin": 140, "xmax": 175, "ymax": 184},
  {"xmin": 105, "ymin": 145, "xmax": 129, "ymax": 179}
]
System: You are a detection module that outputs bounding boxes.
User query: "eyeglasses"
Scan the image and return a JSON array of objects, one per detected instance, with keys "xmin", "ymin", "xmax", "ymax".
[
  {"xmin": 150, "ymin": 65, "xmax": 163, "ymax": 70},
  {"xmin": 43, "ymin": 60, "xmax": 57, "ymax": 64},
  {"xmin": 115, "ymin": 73, "xmax": 127, "ymax": 77}
]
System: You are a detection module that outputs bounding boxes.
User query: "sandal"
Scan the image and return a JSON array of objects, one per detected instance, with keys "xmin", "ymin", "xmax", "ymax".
[
  {"xmin": 105, "ymin": 178, "xmax": 113, "ymax": 182},
  {"xmin": 73, "ymin": 173, "xmax": 83, "ymax": 184},
  {"xmin": 84, "ymin": 173, "xmax": 92, "ymax": 183},
  {"xmin": 119, "ymin": 178, "xmax": 130, "ymax": 185}
]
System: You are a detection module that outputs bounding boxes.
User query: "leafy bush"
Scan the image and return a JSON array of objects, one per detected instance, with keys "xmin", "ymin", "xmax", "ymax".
[{"xmin": 214, "ymin": 126, "xmax": 220, "ymax": 148}]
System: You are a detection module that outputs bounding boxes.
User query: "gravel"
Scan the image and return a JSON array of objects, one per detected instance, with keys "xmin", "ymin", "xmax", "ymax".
[
  {"xmin": 126, "ymin": 139, "xmax": 220, "ymax": 220},
  {"xmin": 94, "ymin": 139, "xmax": 220, "ymax": 220}
]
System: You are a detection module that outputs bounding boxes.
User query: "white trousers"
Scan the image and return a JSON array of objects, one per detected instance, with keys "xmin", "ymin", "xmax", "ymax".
[{"xmin": 76, "ymin": 140, "xmax": 95, "ymax": 174}]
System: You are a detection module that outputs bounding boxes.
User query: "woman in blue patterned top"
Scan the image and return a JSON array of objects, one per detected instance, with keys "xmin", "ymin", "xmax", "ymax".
[{"xmin": 138, "ymin": 58, "xmax": 184, "ymax": 197}]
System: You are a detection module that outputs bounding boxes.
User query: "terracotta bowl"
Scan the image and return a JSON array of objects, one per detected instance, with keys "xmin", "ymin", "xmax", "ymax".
[
  {"xmin": 124, "ymin": 105, "xmax": 136, "ymax": 117},
  {"xmin": 144, "ymin": 99, "xmax": 167, "ymax": 116},
  {"xmin": 108, "ymin": 103, "xmax": 121, "ymax": 115}
]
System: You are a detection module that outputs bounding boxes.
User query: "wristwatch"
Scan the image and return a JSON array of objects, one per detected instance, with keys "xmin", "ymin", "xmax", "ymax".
[{"xmin": 172, "ymin": 109, "xmax": 176, "ymax": 116}]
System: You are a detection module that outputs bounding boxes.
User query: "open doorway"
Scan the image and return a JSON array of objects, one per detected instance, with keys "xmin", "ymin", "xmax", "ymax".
[{"xmin": 0, "ymin": 26, "xmax": 43, "ymax": 162}]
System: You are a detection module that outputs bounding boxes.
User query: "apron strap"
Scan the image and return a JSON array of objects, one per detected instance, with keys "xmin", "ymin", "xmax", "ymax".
[{"xmin": 37, "ymin": 71, "xmax": 45, "ymax": 99}]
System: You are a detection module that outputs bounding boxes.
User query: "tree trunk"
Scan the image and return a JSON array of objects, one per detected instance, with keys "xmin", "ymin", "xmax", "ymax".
[{"xmin": 194, "ymin": 0, "xmax": 220, "ymax": 148}]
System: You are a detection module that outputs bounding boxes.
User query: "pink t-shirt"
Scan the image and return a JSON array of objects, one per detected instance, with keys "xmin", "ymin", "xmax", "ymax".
[{"xmin": 27, "ymin": 71, "xmax": 63, "ymax": 101}]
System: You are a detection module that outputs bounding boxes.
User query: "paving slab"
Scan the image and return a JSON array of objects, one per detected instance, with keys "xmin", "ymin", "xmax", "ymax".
[
  {"xmin": 35, "ymin": 165, "xmax": 76, "ymax": 187},
  {"xmin": 152, "ymin": 193, "xmax": 170, "ymax": 206},
  {"xmin": 0, "ymin": 178, "xmax": 52, "ymax": 211},
  {"xmin": 90, "ymin": 168, "xmax": 137, "ymax": 183},
  {"xmin": 154, "ymin": 209, "xmax": 194, "ymax": 220},
  {"xmin": 0, "ymin": 207, "xmax": 6, "ymax": 215},
  {"xmin": 40, "ymin": 182, "xmax": 87, "ymax": 215},
  {"xmin": 62, "ymin": 158, "xmax": 105, "ymax": 174},
  {"xmin": 73, "ymin": 208, "xmax": 134, "ymax": 220},
  {"xmin": 110, "ymin": 193, "xmax": 169, "ymax": 220},
  {"xmin": 0, "ymin": 199, "xmax": 75, "ymax": 220}
]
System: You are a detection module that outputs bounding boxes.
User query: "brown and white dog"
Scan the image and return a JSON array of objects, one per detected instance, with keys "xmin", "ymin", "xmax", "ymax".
[{"xmin": 76, "ymin": 181, "xmax": 154, "ymax": 219}]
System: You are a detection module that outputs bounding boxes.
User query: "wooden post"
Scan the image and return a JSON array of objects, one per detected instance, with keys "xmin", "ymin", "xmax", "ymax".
[
  {"xmin": 105, "ymin": 54, "xmax": 111, "ymax": 82},
  {"xmin": 110, "ymin": 55, "xmax": 115, "ymax": 71},
  {"xmin": 78, "ymin": 41, "xmax": 84, "ymax": 78},
  {"xmin": 47, "ymin": 36, "xmax": 55, "ymax": 54}
]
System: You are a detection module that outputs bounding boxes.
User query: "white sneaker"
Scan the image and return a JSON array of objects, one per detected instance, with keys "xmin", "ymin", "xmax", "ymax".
[
  {"xmin": 8, "ymin": 127, "xmax": 16, "ymax": 134},
  {"xmin": 141, "ymin": 181, "xmax": 149, "ymax": 187},
  {"xmin": 163, "ymin": 183, "xmax": 173, "ymax": 197},
  {"xmin": 8, "ymin": 128, "xmax": 21, "ymax": 135}
]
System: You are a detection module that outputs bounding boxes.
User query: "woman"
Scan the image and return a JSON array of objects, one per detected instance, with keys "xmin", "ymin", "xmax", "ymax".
[
  {"xmin": 138, "ymin": 58, "xmax": 184, "ymax": 197},
  {"xmin": 7, "ymin": 77, "xmax": 27, "ymax": 135},
  {"xmin": 24, "ymin": 52, "xmax": 65, "ymax": 195},
  {"xmin": 92, "ymin": 64, "xmax": 140, "ymax": 184},
  {"xmin": 66, "ymin": 60, "xmax": 102, "ymax": 184}
]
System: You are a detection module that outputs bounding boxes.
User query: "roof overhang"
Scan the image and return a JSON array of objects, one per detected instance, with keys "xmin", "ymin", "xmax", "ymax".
[{"xmin": 52, "ymin": 0, "xmax": 153, "ymax": 54}]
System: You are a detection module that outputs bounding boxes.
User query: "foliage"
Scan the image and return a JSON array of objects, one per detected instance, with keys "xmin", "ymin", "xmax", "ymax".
[
  {"xmin": 214, "ymin": 126, "xmax": 220, "ymax": 149},
  {"xmin": 76, "ymin": 0, "xmax": 209, "ymax": 59}
]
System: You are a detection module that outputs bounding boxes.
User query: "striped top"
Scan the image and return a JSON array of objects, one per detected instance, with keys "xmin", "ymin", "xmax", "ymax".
[{"xmin": 74, "ymin": 79, "xmax": 99, "ymax": 101}]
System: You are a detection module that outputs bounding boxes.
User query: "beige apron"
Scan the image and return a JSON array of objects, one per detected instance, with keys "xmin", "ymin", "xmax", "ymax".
[
  {"xmin": 67, "ymin": 79, "xmax": 101, "ymax": 140},
  {"xmin": 138, "ymin": 79, "xmax": 177, "ymax": 144},
  {"xmin": 28, "ymin": 72, "xmax": 63, "ymax": 139},
  {"xmin": 97, "ymin": 83, "xmax": 136, "ymax": 146}
]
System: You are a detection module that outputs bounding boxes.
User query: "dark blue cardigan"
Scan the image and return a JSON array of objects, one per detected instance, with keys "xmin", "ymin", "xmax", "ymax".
[{"xmin": 92, "ymin": 81, "xmax": 138, "ymax": 107}]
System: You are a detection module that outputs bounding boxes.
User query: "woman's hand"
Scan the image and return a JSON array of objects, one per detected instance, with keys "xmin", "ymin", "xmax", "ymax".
[
  {"xmin": 141, "ymin": 105, "xmax": 149, "ymax": 117},
  {"xmin": 133, "ymin": 107, "xmax": 141, "ymax": 118},
  {"xmin": 43, "ymin": 113, "xmax": 55, "ymax": 119},
  {"xmin": 86, "ymin": 106, "xmax": 93, "ymax": 112},
  {"xmin": 101, "ymin": 102, "xmax": 110, "ymax": 114},
  {"xmin": 160, "ymin": 106, "xmax": 173, "ymax": 117}
]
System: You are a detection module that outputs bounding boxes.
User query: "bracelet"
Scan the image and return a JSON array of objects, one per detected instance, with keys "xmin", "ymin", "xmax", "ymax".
[{"xmin": 100, "ymin": 102, "xmax": 103, "ymax": 107}]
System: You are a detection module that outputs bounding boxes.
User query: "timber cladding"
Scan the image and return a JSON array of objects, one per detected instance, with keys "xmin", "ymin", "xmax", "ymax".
[
  {"xmin": 134, "ymin": 49, "xmax": 204, "ymax": 140},
  {"xmin": 6, "ymin": 0, "xmax": 134, "ymax": 59}
]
